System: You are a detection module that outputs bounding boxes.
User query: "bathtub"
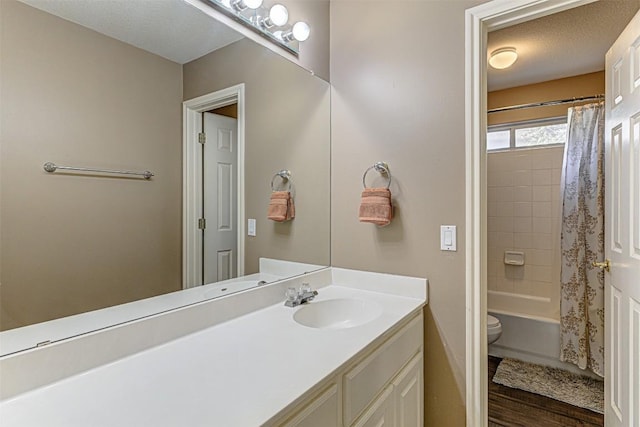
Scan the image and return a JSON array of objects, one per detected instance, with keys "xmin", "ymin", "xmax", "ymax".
[
  {"xmin": 488, "ymin": 290, "xmax": 559, "ymax": 320},
  {"xmin": 488, "ymin": 291, "xmax": 600, "ymax": 378}
]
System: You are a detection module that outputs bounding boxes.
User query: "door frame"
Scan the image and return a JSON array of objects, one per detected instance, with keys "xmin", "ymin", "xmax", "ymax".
[
  {"xmin": 464, "ymin": 1, "xmax": 596, "ymax": 425},
  {"xmin": 182, "ymin": 84, "xmax": 246, "ymax": 289}
]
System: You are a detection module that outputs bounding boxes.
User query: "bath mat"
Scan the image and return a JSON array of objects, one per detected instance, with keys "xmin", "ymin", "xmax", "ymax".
[{"xmin": 492, "ymin": 358, "xmax": 604, "ymax": 414}]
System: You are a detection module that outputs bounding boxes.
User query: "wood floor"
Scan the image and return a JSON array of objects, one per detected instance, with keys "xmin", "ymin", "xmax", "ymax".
[{"xmin": 488, "ymin": 356, "xmax": 604, "ymax": 427}]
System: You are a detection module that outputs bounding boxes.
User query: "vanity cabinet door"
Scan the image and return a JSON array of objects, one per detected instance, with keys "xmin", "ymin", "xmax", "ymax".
[
  {"xmin": 352, "ymin": 385, "xmax": 395, "ymax": 427},
  {"xmin": 343, "ymin": 315, "xmax": 422, "ymax": 425},
  {"xmin": 393, "ymin": 353, "xmax": 423, "ymax": 427},
  {"xmin": 280, "ymin": 383, "xmax": 340, "ymax": 427}
]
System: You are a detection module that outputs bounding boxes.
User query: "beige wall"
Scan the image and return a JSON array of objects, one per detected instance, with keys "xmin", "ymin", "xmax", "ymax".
[
  {"xmin": 0, "ymin": 0, "xmax": 183, "ymax": 330},
  {"xmin": 209, "ymin": 104, "xmax": 238, "ymax": 119},
  {"xmin": 330, "ymin": 1, "xmax": 485, "ymax": 424},
  {"xmin": 183, "ymin": 39, "xmax": 331, "ymax": 274},
  {"xmin": 488, "ymin": 71, "xmax": 605, "ymax": 125}
]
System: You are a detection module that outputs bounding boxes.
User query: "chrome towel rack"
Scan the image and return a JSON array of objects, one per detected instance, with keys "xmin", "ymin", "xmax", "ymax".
[
  {"xmin": 43, "ymin": 162, "xmax": 154, "ymax": 180},
  {"xmin": 362, "ymin": 161, "xmax": 391, "ymax": 189},
  {"xmin": 271, "ymin": 169, "xmax": 292, "ymax": 191}
]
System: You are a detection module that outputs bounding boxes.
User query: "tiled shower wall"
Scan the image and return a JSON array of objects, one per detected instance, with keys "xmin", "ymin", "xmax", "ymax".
[{"xmin": 487, "ymin": 146, "xmax": 564, "ymax": 305}]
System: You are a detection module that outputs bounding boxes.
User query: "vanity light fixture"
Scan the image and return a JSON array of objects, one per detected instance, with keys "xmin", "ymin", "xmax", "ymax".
[
  {"xmin": 489, "ymin": 47, "xmax": 518, "ymax": 69},
  {"xmin": 231, "ymin": 0, "xmax": 263, "ymax": 11},
  {"xmin": 275, "ymin": 21, "xmax": 310, "ymax": 42},
  {"xmin": 291, "ymin": 21, "xmax": 310, "ymax": 41},
  {"xmin": 208, "ymin": 0, "xmax": 309, "ymax": 55},
  {"xmin": 260, "ymin": 4, "xmax": 288, "ymax": 28}
]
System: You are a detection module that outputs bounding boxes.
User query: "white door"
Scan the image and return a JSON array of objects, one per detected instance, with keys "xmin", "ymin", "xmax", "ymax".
[
  {"xmin": 604, "ymin": 10, "xmax": 640, "ymax": 427},
  {"xmin": 203, "ymin": 112, "xmax": 238, "ymax": 284}
]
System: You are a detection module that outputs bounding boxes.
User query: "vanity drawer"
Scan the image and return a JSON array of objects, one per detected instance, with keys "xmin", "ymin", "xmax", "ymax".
[{"xmin": 343, "ymin": 313, "xmax": 422, "ymax": 426}]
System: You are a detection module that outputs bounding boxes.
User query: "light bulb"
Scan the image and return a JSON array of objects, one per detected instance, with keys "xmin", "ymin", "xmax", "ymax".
[
  {"xmin": 218, "ymin": 0, "xmax": 231, "ymax": 7},
  {"xmin": 292, "ymin": 21, "xmax": 310, "ymax": 42},
  {"xmin": 243, "ymin": 0, "xmax": 262, "ymax": 9},
  {"xmin": 269, "ymin": 4, "xmax": 289, "ymax": 26}
]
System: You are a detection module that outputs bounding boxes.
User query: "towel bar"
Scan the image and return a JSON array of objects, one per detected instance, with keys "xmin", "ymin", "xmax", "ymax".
[
  {"xmin": 43, "ymin": 162, "xmax": 154, "ymax": 179},
  {"xmin": 271, "ymin": 169, "xmax": 292, "ymax": 191},
  {"xmin": 362, "ymin": 162, "xmax": 391, "ymax": 189}
]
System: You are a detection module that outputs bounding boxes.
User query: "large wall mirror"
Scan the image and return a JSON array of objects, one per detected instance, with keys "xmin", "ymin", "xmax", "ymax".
[{"xmin": 0, "ymin": 0, "xmax": 330, "ymax": 355}]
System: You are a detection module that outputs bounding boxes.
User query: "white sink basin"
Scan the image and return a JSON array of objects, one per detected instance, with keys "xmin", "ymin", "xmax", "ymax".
[{"xmin": 293, "ymin": 298, "xmax": 383, "ymax": 330}]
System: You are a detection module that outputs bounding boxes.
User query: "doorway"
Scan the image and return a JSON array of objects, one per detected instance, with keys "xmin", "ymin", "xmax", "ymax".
[
  {"xmin": 202, "ymin": 107, "xmax": 238, "ymax": 285},
  {"xmin": 465, "ymin": 1, "xmax": 639, "ymax": 426},
  {"xmin": 466, "ymin": 1, "xmax": 640, "ymax": 425},
  {"xmin": 182, "ymin": 84, "xmax": 246, "ymax": 289}
]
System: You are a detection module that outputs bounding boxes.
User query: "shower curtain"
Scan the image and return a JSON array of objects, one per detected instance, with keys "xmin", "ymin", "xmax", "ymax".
[{"xmin": 559, "ymin": 102, "xmax": 605, "ymax": 377}]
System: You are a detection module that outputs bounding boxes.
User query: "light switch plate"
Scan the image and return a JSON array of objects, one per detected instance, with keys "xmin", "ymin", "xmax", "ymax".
[
  {"xmin": 248, "ymin": 219, "xmax": 256, "ymax": 236},
  {"xmin": 440, "ymin": 225, "xmax": 456, "ymax": 251}
]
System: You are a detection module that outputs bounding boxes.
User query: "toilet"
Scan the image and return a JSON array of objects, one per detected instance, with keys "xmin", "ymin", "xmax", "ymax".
[{"xmin": 487, "ymin": 314, "xmax": 503, "ymax": 344}]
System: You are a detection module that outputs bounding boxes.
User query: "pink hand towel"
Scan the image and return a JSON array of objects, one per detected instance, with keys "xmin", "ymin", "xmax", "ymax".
[
  {"xmin": 268, "ymin": 191, "xmax": 295, "ymax": 222},
  {"xmin": 359, "ymin": 187, "xmax": 393, "ymax": 226}
]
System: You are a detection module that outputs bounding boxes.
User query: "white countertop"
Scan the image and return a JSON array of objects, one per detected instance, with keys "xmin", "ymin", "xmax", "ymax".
[
  {"xmin": 1, "ymin": 256, "xmax": 326, "ymax": 357},
  {"xmin": 0, "ymin": 282, "xmax": 425, "ymax": 426}
]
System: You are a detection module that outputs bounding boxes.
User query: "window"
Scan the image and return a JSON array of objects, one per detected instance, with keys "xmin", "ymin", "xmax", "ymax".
[
  {"xmin": 487, "ymin": 130, "xmax": 510, "ymax": 150},
  {"xmin": 487, "ymin": 117, "xmax": 567, "ymax": 151}
]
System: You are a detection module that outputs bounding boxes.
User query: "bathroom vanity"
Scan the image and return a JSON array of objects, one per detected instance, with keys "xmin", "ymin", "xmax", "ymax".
[
  {"xmin": 269, "ymin": 307, "xmax": 423, "ymax": 427},
  {"xmin": 0, "ymin": 268, "xmax": 427, "ymax": 426}
]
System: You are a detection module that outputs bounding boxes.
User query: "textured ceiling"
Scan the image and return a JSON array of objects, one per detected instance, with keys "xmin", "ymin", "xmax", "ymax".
[
  {"xmin": 488, "ymin": 0, "xmax": 640, "ymax": 91},
  {"xmin": 17, "ymin": 0, "xmax": 244, "ymax": 64}
]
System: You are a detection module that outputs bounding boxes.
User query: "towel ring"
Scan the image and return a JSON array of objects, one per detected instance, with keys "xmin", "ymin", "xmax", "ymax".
[
  {"xmin": 362, "ymin": 162, "xmax": 392, "ymax": 189},
  {"xmin": 271, "ymin": 169, "xmax": 292, "ymax": 191}
]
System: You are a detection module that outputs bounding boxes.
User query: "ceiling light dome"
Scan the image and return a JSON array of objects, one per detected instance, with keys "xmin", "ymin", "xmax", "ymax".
[{"xmin": 489, "ymin": 47, "xmax": 518, "ymax": 69}]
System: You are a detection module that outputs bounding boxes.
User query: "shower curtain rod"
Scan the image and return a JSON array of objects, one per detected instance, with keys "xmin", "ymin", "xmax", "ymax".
[{"xmin": 487, "ymin": 94, "xmax": 604, "ymax": 114}]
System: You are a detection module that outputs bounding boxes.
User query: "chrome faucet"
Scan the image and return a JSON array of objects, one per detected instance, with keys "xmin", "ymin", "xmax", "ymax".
[{"xmin": 284, "ymin": 283, "xmax": 318, "ymax": 307}]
